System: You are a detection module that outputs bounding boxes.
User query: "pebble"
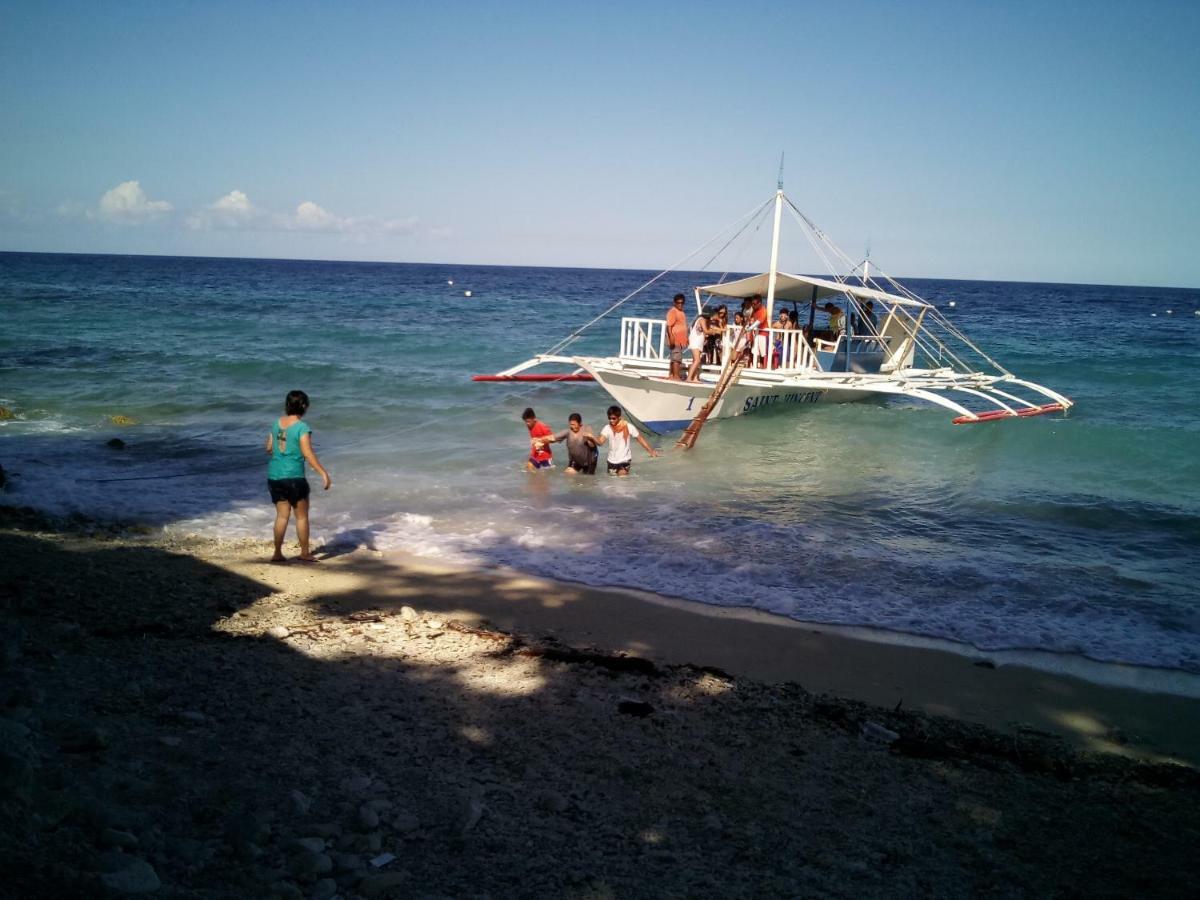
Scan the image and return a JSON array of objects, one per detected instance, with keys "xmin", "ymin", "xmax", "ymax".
[
  {"xmin": 861, "ymin": 722, "xmax": 900, "ymax": 745},
  {"xmin": 157, "ymin": 736, "xmax": 181, "ymax": 747},
  {"xmin": 400, "ymin": 607, "xmax": 418, "ymax": 622},
  {"xmin": 391, "ymin": 812, "xmax": 420, "ymax": 834},
  {"xmin": 360, "ymin": 872, "xmax": 408, "ymax": 898},
  {"xmin": 357, "ymin": 805, "xmax": 380, "ymax": 830},
  {"xmin": 96, "ymin": 853, "xmax": 161, "ymax": 894},
  {"xmin": 54, "ymin": 718, "xmax": 109, "ymax": 753},
  {"xmin": 332, "ymin": 851, "xmax": 365, "ymax": 873},
  {"xmin": 101, "ymin": 828, "xmax": 140, "ymax": 848},
  {"xmin": 289, "ymin": 849, "xmax": 334, "ymax": 877},
  {"xmin": 290, "ymin": 790, "xmax": 313, "ymax": 816},
  {"xmin": 534, "ymin": 789, "xmax": 569, "ymax": 813},
  {"xmin": 267, "ymin": 625, "xmax": 291, "ymax": 640},
  {"xmin": 292, "ymin": 837, "xmax": 327, "ymax": 854},
  {"xmin": 311, "ymin": 877, "xmax": 338, "ymax": 900}
]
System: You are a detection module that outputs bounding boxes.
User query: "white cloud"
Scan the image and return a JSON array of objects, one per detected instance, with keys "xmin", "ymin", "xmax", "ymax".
[
  {"xmin": 96, "ymin": 181, "xmax": 172, "ymax": 223},
  {"xmin": 283, "ymin": 201, "xmax": 419, "ymax": 236},
  {"xmin": 186, "ymin": 190, "xmax": 258, "ymax": 230}
]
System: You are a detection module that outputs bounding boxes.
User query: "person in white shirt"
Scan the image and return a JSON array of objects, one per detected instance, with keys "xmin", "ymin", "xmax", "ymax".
[{"xmin": 592, "ymin": 405, "xmax": 659, "ymax": 476}]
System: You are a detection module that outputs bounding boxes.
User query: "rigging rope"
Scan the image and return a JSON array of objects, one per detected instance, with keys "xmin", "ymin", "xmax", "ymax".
[{"xmin": 540, "ymin": 196, "xmax": 774, "ymax": 357}]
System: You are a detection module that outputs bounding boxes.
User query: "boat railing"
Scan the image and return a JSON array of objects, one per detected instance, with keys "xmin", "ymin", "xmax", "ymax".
[
  {"xmin": 746, "ymin": 327, "xmax": 818, "ymax": 372},
  {"xmin": 619, "ymin": 317, "xmax": 667, "ymax": 361}
]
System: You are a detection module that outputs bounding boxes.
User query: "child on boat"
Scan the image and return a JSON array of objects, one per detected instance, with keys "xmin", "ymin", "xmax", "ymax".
[{"xmin": 265, "ymin": 390, "xmax": 331, "ymax": 563}]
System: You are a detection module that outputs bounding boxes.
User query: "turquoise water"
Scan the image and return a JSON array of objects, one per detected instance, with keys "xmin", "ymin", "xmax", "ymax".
[{"xmin": 2, "ymin": 252, "xmax": 1199, "ymax": 674}]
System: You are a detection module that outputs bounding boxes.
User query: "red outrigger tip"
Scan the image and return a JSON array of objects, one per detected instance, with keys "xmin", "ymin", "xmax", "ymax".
[
  {"xmin": 471, "ymin": 373, "xmax": 595, "ymax": 382},
  {"xmin": 953, "ymin": 402, "xmax": 1067, "ymax": 425}
]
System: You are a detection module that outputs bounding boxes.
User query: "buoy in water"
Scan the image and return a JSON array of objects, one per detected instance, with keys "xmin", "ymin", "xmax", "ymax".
[
  {"xmin": 447, "ymin": 279, "xmax": 454, "ymax": 285},
  {"xmin": 948, "ymin": 301, "xmax": 956, "ymax": 308},
  {"xmin": 1151, "ymin": 313, "xmax": 1158, "ymax": 317},
  {"xmin": 464, "ymin": 290, "xmax": 472, "ymax": 297},
  {"xmin": 1166, "ymin": 309, "xmax": 1173, "ymax": 314}
]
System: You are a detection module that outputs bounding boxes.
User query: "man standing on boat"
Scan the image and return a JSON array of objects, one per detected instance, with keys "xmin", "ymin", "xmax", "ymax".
[
  {"xmin": 750, "ymin": 295, "xmax": 769, "ymax": 367},
  {"xmin": 666, "ymin": 293, "xmax": 688, "ymax": 381}
]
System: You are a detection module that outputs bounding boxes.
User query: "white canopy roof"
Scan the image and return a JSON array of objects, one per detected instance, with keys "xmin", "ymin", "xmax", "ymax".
[{"xmin": 696, "ymin": 272, "xmax": 928, "ymax": 309}]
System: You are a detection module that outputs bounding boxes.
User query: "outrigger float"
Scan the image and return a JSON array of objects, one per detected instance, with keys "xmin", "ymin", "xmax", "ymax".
[{"xmin": 474, "ymin": 184, "xmax": 1072, "ymax": 438}]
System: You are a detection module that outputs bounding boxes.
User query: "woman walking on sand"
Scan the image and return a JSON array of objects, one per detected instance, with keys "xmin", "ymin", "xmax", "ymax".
[{"xmin": 265, "ymin": 390, "xmax": 331, "ymax": 563}]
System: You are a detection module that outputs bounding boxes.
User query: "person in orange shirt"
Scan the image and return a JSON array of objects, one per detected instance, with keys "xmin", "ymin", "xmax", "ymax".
[
  {"xmin": 749, "ymin": 295, "xmax": 770, "ymax": 367},
  {"xmin": 522, "ymin": 407, "xmax": 555, "ymax": 472},
  {"xmin": 666, "ymin": 293, "xmax": 688, "ymax": 380}
]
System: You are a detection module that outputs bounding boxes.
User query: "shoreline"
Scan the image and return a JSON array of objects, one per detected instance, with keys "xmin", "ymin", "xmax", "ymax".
[
  {"xmin": 349, "ymin": 547, "xmax": 1200, "ymax": 766},
  {"xmin": 4, "ymin": 505, "xmax": 1199, "ymax": 765}
]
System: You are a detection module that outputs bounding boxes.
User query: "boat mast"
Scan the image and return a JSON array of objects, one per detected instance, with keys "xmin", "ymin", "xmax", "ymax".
[{"xmin": 765, "ymin": 159, "xmax": 785, "ymax": 323}]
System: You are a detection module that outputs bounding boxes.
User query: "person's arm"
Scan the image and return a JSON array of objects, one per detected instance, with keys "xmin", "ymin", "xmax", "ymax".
[
  {"xmin": 636, "ymin": 433, "xmax": 659, "ymax": 457},
  {"xmin": 299, "ymin": 432, "xmax": 332, "ymax": 490},
  {"xmin": 264, "ymin": 433, "xmax": 273, "ymax": 454},
  {"xmin": 593, "ymin": 426, "xmax": 609, "ymax": 446}
]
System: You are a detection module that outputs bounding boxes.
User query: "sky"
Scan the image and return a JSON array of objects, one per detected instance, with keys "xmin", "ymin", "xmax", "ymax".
[{"xmin": 1, "ymin": 0, "xmax": 1198, "ymax": 287}]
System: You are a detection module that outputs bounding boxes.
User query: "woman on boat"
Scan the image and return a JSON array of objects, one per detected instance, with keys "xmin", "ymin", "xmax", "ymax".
[{"xmin": 686, "ymin": 307, "xmax": 710, "ymax": 382}]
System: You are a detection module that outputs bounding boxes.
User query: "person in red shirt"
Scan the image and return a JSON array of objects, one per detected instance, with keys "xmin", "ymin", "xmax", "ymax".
[
  {"xmin": 666, "ymin": 293, "xmax": 688, "ymax": 380},
  {"xmin": 749, "ymin": 295, "xmax": 770, "ymax": 367},
  {"xmin": 522, "ymin": 407, "xmax": 555, "ymax": 471}
]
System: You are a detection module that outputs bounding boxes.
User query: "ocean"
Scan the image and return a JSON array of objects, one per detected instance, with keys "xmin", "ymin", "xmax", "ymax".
[{"xmin": 2, "ymin": 251, "xmax": 1199, "ymax": 683}]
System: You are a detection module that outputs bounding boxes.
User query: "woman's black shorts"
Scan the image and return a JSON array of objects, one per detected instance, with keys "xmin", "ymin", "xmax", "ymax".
[{"xmin": 268, "ymin": 478, "xmax": 311, "ymax": 506}]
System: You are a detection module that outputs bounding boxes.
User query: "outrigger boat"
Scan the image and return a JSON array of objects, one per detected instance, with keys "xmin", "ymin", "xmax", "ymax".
[{"xmin": 474, "ymin": 184, "xmax": 1072, "ymax": 436}]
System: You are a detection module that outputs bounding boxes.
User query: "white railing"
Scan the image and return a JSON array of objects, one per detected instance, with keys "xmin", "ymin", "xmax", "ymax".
[
  {"xmin": 618, "ymin": 319, "xmax": 821, "ymax": 372},
  {"xmin": 620, "ymin": 317, "xmax": 668, "ymax": 360}
]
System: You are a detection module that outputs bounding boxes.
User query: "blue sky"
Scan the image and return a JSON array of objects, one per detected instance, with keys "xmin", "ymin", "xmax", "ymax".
[{"xmin": 2, "ymin": 0, "xmax": 1197, "ymax": 286}]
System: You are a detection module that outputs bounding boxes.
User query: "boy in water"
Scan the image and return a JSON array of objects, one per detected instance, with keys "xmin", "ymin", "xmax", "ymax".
[
  {"xmin": 543, "ymin": 412, "xmax": 599, "ymax": 475},
  {"xmin": 265, "ymin": 390, "xmax": 331, "ymax": 563},
  {"xmin": 522, "ymin": 407, "xmax": 555, "ymax": 472},
  {"xmin": 592, "ymin": 405, "xmax": 658, "ymax": 476}
]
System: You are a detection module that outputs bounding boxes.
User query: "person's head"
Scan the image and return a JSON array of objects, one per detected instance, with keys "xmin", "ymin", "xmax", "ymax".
[
  {"xmin": 823, "ymin": 302, "xmax": 838, "ymax": 313},
  {"xmin": 779, "ymin": 309, "xmax": 790, "ymax": 323},
  {"xmin": 522, "ymin": 407, "xmax": 537, "ymax": 428},
  {"xmin": 284, "ymin": 390, "xmax": 310, "ymax": 416},
  {"xmin": 672, "ymin": 293, "xmax": 685, "ymax": 309},
  {"xmin": 865, "ymin": 301, "xmax": 874, "ymax": 312},
  {"xmin": 568, "ymin": 412, "xmax": 582, "ymax": 433},
  {"xmin": 734, "ymin": 312, "xmax": 744, "ymax": 325},
  {"xmin": 716, "ymin": 304, "xmax": 727, "ymax": 319},
  {"xmin": 606, "ymin": 405, "xmax": 623, "ymax": 424},
  {"xmin": 700, "ymin": 307, "xmax": 712, "ymax": 319}
]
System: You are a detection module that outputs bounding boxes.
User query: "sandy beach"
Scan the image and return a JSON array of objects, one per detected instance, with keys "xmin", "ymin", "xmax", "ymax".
[{"xmin": 2, "ymin": 506, "xmax": 1199, "ymax": 898}]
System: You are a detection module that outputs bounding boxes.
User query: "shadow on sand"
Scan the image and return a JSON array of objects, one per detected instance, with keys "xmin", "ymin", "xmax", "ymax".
[{"xmin": 2, "ymin": 518, "xmax": 1199, "ymax": 898}]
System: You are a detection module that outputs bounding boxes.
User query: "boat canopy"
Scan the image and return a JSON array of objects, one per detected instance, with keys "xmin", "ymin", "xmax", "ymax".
[{"xmin": 697, "ymin": 271, "xmax": 929, "ymax": 309}]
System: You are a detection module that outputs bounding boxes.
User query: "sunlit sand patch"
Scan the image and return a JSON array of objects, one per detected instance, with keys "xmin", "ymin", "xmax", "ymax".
[
  {"xmin": 1051, "ymin": 711, "xmax": 1106, "ymax": 736},
  {"xmin": 460, "ymin": 725, "xmax": 492, "ymax": 745},
  {"xmin": 456, "ymin": 664, "xmax": 547, "ymax": 697}
]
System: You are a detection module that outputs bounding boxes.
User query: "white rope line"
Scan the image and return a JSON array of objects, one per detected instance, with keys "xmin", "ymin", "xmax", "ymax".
[{"xmin": 541, "ymin": 196, "xmax": 775, "ymax": 357}]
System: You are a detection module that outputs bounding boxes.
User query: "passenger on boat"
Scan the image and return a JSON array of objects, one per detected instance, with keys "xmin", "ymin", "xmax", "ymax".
[
  {"xmin": 730, "ymin": 312, "xmax": 751, "ymax": 363},
  {"xmin": 750, "ymin": 295, "xmax": 769, "ymax": 367},
  {"xmin": 771, "ymin": 309, "xmax": 790, "ymax": 368},
  {"xmin": 592, "ymin": 405, "xmax": 659, "ymax": 476},
  {"xmin": 813, "ymin": 302, "xmax": 846, "ymax": 342},
  {"xmin": 858, "ymin": 301, "xmax": 877, "ymax": 334},
  {"xmin": 543, "ymin": 412, "xmax": 598, "ymax": 475},
  {"xmin": 666, "ymin": 293, "xmax": 688, "ymax": 381},
  {"xmin": 686, "ymin": 307, "xmax": 710, "ymax": 382},
  {"xmin": 704, "ymin": 305, "xmax": 727, "ymax": 365},
  {"xmin": 522, "ymin": 407, "xmax": 555, "ymax": 472}
]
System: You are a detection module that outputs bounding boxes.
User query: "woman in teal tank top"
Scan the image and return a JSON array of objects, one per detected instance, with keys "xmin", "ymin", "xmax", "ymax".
[{"xmin": 265, "ymin": 390, "xmax": 332, "ymax": 563}]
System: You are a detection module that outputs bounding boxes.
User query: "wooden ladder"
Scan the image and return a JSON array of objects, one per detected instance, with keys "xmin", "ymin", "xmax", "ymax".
[{"xmin": 675, "ymin": 355, "xmax": 748, "ymax": 450}]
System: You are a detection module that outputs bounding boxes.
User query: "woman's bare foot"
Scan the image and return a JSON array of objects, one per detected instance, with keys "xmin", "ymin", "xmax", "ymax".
[
  {"xmin": 269, "ymin": 555, "xmax": 288, "ymax": 565},
  {"xmin": 295, "ymin": 554, "xmax": 319, "ymax": 564}
]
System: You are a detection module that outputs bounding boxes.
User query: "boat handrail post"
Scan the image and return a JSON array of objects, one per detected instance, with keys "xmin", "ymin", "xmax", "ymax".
[{"xmin": 765, "ymin": 188, "xmax": 784, "ymax": 324}]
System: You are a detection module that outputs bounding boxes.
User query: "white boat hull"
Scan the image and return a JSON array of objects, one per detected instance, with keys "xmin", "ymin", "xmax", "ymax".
[{"xmin": 576, "ymin": 358, "xmax": 874, "ymax": 433}]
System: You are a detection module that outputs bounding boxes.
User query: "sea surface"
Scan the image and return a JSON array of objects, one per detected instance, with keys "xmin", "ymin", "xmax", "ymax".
[{"xmin": 2, "ymin": 252, "xmax": 1199, "ymax": 682}]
